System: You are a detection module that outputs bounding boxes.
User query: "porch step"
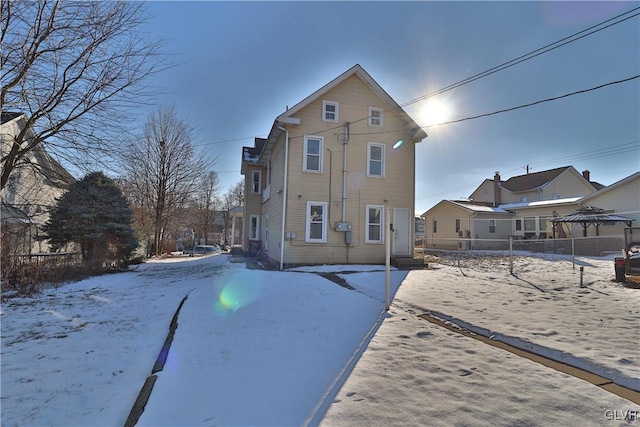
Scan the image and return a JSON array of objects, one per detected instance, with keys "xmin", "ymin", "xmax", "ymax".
[{"xmin": 391, "ymin": 256, "xmax": 426, "ymax": 269}]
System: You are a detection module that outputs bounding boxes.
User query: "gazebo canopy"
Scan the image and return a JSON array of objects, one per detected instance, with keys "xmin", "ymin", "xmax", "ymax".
[{"xmin": 551, "ymin": 206, "xmax": 634, "ymax": 237}]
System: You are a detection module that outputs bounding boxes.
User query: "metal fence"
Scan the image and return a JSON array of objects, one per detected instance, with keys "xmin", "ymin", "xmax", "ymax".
[{"xmin": 416, "ymin": 235, "xmax": 624, "ymax": 257}]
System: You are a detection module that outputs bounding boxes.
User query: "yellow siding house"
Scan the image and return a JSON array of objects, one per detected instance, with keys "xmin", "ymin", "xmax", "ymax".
[{"xmin": 241, "ymin": 65, "xmax": 427, "ymax": 268}]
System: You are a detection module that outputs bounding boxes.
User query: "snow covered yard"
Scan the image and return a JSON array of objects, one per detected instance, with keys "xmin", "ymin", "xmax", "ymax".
[
  {"xmin": 399, "ymin": 252, "xmax": 640, "ymax": 389},
  {"xmin": 1, "ymin": 252, "xmax": 639, "ymax": 426},
  {"xmin": 323, "ymin": 252, "xmax": 640, "ymax": 426}
]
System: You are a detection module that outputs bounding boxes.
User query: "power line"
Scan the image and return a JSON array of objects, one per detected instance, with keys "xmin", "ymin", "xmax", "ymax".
[
  {"xmin": 420, "ymin": 74, "xmax": 639, "ymax": 129},
  {"xmin": 400, "ymin": 6, "xmax": 640, "ymax": 107},
  {"xmin": 515, "ymin": 141, "xmax": 639, "ymax": 171},
  {"xmin": 416, "ymin": 140, "xmax": 640, "ymax": 201},
  {"xmin": 348, "ymin": 75, "xmax": 638, "ymax": 137},
  {"xmin": 192, "ymin": 7, "xmax": 639, "ymax": 149}
]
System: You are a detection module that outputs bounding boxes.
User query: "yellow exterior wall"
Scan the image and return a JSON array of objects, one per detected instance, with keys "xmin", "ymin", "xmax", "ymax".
[
  {"xmin": 423, "ymin": 202, "xmax": 473, "ymax": 250},
  {"xmin": 259, "ymin": 74, "xmax": 418, "ymax": 266}
]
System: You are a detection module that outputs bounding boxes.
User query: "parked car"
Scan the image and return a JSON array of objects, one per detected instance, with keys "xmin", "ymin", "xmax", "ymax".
[{"xmin": 191, "ymin": 245, "xmax": 221, "ymax": 256}]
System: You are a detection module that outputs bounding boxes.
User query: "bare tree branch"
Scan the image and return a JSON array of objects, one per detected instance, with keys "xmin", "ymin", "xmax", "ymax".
[
  {"xmin": 119, "ymin": 106, "xmax": 214, "ymax": 256},
  {"xmin": 1, "ymin": 1, "xmax": 172, "ymax": 190}
]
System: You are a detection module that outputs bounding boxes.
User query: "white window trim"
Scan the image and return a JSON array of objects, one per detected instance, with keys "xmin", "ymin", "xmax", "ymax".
[
  {"xmin": 368, "ymin": 106, "xmax": 384, "ymax": 127},
  {"xmin": 303, "ymin": 135, "xmax": 324, "ymax": 173},
  {"xmin": 365, "ymin": 204, "xmax": 384, "ymax": 244},
  {"xmin": 322, "ymin": 100, "xmax": 339, "ymax": 123},
  {"xmin": 367, "ymin": 142, "xmax": 385, "ymax": 178},
  {"xmin": 251, "ymin": 170, "xmax": 262, "ymax": 194},
  {"xmin": 305, "ymin": 201, "xmax": 327, "ymax": 243},
  {"xmin": 249, "ymin": 215, "xmax": 260, "ymax": 240}
]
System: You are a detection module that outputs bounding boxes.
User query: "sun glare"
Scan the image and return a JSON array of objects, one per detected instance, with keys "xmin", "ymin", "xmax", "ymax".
[{"xmin": 421, "ymin": 100, "xmax": 452, "ymax": 127}]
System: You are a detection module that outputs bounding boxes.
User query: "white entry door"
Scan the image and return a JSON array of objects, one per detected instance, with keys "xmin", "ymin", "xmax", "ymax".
[{"xmin": 392, "ymin": 207, "xmax": 411, "ymax": 256}]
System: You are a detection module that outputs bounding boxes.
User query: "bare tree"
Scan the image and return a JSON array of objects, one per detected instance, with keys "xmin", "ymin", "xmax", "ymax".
[
  {"xmin": 221, "ymin": 180, "xmax": 244, "ymax": 245},
  {"xmin": 1, "ymin": 1, "xmax": 170, "ymax": 190},
  {"xmin": 191, "ymin": 171, "xmax": 222, "ymax": 245},
  {"xmin": 120, "ymin": 106, "xmax": 211, "ymax": 256}
]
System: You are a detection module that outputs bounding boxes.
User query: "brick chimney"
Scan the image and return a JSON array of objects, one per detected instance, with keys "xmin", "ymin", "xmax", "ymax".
[
  {"xmin": 494, "ymin": 171, "xmax": 501, "ymax": 206},
  {"xmin": 582, "ymin": 170, "xmax": 591, "ymax": 182}
]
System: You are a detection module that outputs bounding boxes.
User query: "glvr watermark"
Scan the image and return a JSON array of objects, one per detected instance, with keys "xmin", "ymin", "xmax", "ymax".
[{"xmin": 604, "ymin": 410, "xmax": 639, "ymax": 422}]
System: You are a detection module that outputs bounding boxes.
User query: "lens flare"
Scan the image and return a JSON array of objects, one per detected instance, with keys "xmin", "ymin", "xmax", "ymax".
[{"xmin": 214, "ymin": 277, "xmax": 261, "ymax": 315}]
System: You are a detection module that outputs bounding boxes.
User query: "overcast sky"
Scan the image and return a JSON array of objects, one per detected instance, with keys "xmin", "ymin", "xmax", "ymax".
[{"xmin": 141, "ymin": 1, "xmax": 639, "ymax": 214}]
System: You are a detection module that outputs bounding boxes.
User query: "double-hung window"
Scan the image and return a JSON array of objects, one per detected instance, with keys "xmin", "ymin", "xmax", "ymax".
[
  {"xmin": 306, "ymin": 202, "xmax": 327, "ymax": 243},
  {"xmin": 249, "ymin": 215, "xmax": 260, "ymax": 240},
  {"xmin": 367, "ymin": 142, "xmax": 385, "ymax": 178},
  {"xmin": 365, "ymin": 205, "xmax": 384, "ymax": 243},
  {"xmin": 304, "ymin": 135, "xmax": 323, "ymax": 173},
  {"xmin": 368, "ymin": 107, "xmax": 384, "ymax": 127},
  {"xmin": 251, "ymin": 170, "xmax": 261, "ymax": 194},
  {"xmin": 489, "ymin": 219, "xmax": 496, "ymax": 233},
  {"xmin": 322, "ymin": 100, "xmax": 339, "ymax": 122}
]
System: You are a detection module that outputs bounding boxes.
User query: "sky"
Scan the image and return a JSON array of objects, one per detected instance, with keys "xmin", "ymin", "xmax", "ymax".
[
  {"xmin": 2, "ymin": 252, "xmax": 638, "ymax": 426},
  {"xmin": 139, "ymin": 1, "xmax": 640, "ymax": 215}
]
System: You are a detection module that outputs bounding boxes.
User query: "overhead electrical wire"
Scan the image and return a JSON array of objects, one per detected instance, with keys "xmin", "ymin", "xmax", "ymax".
[
  {"xmin": 288, "ymin": 6, "xmax": 640, "ymax": 141},
  {"xmin": 419, "ymin": 74, "xmax": 639, "ymax": 129},
  {"xmin": 192, "ymin": 6, "xmax": 640, "ymax": 148},
  {"xmin": 400, "ymin": 6, "xmax": 640, "ymax": 107},
  {"xmin": 348, "ymin": 74, "xmax": 639, "ymax": 136},
  {"xmin": 416, "ymin": 140, "xmax": 639, "ymax": 201},
  {"xmin": 502, "ymin": 141, "xmax": 640, "ymax": 175}
]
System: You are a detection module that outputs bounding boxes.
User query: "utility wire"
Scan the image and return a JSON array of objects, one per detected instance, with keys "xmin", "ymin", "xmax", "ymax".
[
  {"xmin": 191, "ymin": 7, "xmax": 639, "ymax": 148},
  {"xmin": 421, "ymin": 74, "xmax": 639, "ymax": 129},
  {"xmin": 297, "ymin": 5, "xmax": 640, "ymax": 139},
  {"xmin": 401, "ymin": 6, "xmax": 640, "ymax": 107},
  {"xmin": 502, "ymin": 141, "xmax": 640, "ymax": 175},
  {"xmin": 348, "ymin": 74, "xmax": 639, "ymax": 136},
  {"xmin": 416, "ymin": 140, "xmax": 639, "ymax": 201}
]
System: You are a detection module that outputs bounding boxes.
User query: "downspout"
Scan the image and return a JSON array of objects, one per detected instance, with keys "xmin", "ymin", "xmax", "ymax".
[
  {"xmin": 342, "ymin": 123, "xmax": 349, "ymax": 263},
  {"xmin": 342, "ymin": 122, "xmax": 349, "ymax": 222},
  {"xmin": 278, "ymin": 124, "xmax": 289, "ymax": 270}
]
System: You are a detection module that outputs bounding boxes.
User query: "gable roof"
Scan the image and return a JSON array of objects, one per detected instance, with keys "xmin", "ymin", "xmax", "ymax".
[
  {"xmin": 1, "ymin": 111, "xmax": 75, "ymax": 188},
  {"xmin": 422, "ymin": 199, "xmax": 511, "ymax": 217},
  {"xmin": 253, "ymin": 64, "xmax": 428, "ymax": 166},
  {"xmin": 499, "ymin": 166, "xmax": 573, "ymax": 193},
  {"xmin": 1, "ymin": 111, "xmax": 24, "ymax": 124},
  {"xmin": 276, "ymin": 64, "xmax": 427, "ymax": 142},
  {"xmin": 579, "ymin": 171, "xmax": 640, "ymax": 203}
]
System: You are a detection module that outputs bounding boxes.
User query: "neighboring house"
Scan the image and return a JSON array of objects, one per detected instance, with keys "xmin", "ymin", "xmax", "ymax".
[
  {"xmin": 0, "ymin": 112, "xmax": 75, "ymax": 253},
  {"xmin": 574, "ymin": 171, "xmax": 640, "ymax": 237},
  {"xmin": 422, "ymin": 166, "xmax": 625, "ymax": 250},
  {"xmin": 423, "ymin": 200, "xmax": 513, "ymax": 250},
  {"xmin": 471, "ymin": 166, "xmax": 598, "ymax": 206},
  {"xmin": 497, "ymin": 197, "xmax": 583, "ymax": 239},
  {"xmin": 241, "ymin": 64, "xmax": 427, "ymax": 268}
]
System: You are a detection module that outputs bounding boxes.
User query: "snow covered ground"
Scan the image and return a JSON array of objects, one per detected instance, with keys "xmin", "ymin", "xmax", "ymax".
[{"xmin": 1, "ymin": 251, "xmax": 638, "ymax": 426}]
